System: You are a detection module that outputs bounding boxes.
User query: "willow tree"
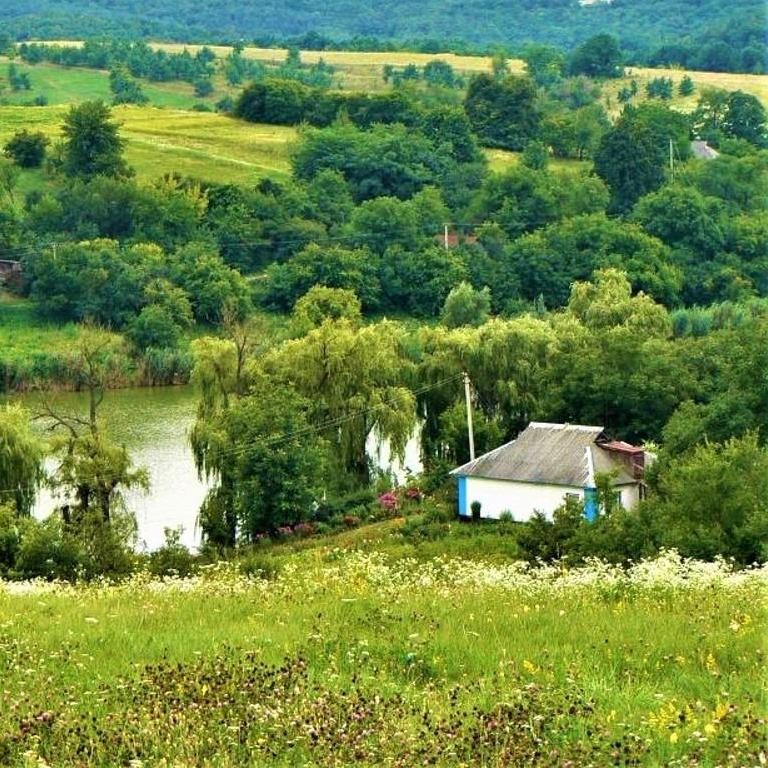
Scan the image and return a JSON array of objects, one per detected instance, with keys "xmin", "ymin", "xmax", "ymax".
[
  {"xmin": 264, "ymin": 318, "xmax": 417, "ymax": 485},
  {"xmin": 189, "ymin": 315, "xmax": 272, "ymax": 547},
  {"xmin": 418, "ymin": 315, "xmax": 556, "ymax": 457},
  {"xmin": 43, "ymin": 328, "xmax": 148, "ymax": 527},
  {"xmin": 0, "ymin": 403, "xmax": 44, "ymax": 515}
]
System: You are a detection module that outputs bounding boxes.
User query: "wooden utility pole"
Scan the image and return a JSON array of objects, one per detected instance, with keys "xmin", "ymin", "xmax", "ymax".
[{"xmin": 463, "ymin": 371, "xmax": 475, "ymax": 462}]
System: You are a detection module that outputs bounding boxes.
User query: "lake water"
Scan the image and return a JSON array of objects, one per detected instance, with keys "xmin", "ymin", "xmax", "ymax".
[
  {"xmin": 17, "ymin": 386, "xmax": 206, "ymax": 551},
  {"xmin": 14, "ymin": 386, "xmax": 422, "ymax": 550}
]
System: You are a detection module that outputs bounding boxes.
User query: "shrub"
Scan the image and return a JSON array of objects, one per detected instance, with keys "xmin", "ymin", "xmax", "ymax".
[
  {"xmin": 15, "ymin": 516, "xmax": 83, "ymax": 580},
  {"xmin": 149, "ymin": 527, "xmax": 195, "ymax": 577},
  {"xmin": 470, "ymin": 500, "xmax": 482, "ymax": 521},
  {"xmin": 3, "ymin": 129, "xmax": 50, "ymax": 168},
  {"xmin": 239, "ymin": 552, "xmax": 281, "ymax": 580}
]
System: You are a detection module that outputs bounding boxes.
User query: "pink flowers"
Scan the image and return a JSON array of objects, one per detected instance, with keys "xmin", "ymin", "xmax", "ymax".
[{"xmin": 378, "ymin": 492, "xmax": 399, "ymax": 513}]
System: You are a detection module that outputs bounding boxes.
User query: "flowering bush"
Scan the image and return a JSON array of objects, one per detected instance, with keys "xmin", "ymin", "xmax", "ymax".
[{"xmin": 377, "ymin": 491, "xmax": 399, "ymax": 514}]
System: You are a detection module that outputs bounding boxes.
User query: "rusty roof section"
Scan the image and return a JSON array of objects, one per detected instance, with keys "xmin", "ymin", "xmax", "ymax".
[{"xmin": 452, "ymin": 422, "xmax": 637, "ymax": 487}]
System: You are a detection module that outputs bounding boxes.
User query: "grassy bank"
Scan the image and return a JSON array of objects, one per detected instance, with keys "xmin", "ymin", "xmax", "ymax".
[
  {"xmin": 0, "ymin": 297, "xmax": 193, "ymax": 391},
  {"xmin": 0, "ymin": 550, "xmax": 764, "ymax": 766}
]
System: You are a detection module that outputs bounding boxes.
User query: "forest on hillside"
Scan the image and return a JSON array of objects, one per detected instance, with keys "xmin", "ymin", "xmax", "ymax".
[{"xmin": 0, "ymin": 0, "xmax": 765, "ymax": 72}]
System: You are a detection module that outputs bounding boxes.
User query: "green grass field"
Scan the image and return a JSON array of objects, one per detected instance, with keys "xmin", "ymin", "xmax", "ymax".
[
  {"xmin": 35, "ymin": 41, "xmax": 768, "ymax": 105},
  {"xmin": 0, "ymin": 58, "xmax": 227, "ymax": 109},
  {"xmin": 0, "ymin": 105, "xmax": 296, "ymax": 185},
  {"xmin": 0, "ymin": 547, "xmax": 765, "ymax": 766}
]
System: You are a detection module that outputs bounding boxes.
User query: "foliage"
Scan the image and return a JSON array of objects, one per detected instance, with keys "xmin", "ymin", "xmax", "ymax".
[
  {"xmin": 650, "ymin": 433, "xmax": 768, "ymax": 563},
  {"xmin": 464, "ymin": 74, "xmax": 540, "ymax": 151},
  {"xmin": 0, "ymin": 404, "xmax": 44, "ymax": 515},
  {"xmin": 567, "ymin": 34, "xmax": 623, "ymax": 78},
  {"xmin": 440, "ymin": 281, "xmax": 491, "ymax": 328},
  {"xmin": 264, "ymin": 319, "xmax": 416, "ymax": 484},
  {"xmin": 109, "ymin": 66, "xmax": 148, "ymax": 105},
  {"xmin": 60, "ymin": 100, "xmax": 131, "ymax": 179},
  {"xmin": 3, "ymin": 129, "xmax": 49, "ymax": 168},
  {"xmin": 290, "ymin": 285, "xmax": 362, "ymax": 335},
  {"xmin": 595, "ymin": 103, "xmax": 691, "ymax": 212}
]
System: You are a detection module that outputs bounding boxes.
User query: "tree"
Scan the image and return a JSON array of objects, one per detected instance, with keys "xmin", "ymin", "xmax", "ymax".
[
  {"xmin": 4, "ymin": 130, "xmax": 49, "ymax": 168},
  {"xmin": 678, "ymin": 75, "xmax": 695, "ymax": 96},
  {"xmin": 265, "ymin": 319, "xmax": 417, "ymax": 484},
  {"xmin": 171, "ymin": 242, "xmax": 252, "ymax": 323},
  {"xmin": 42, "ymin": 330, "xmax": 148, "ymax": 537},
  {"xmin": 261, "ymin": 243, "xmax": 381, "ymax": 312},
  {"xmin": 0, "ymin": 159, "xmax": 19, "ymax": 204},
  {"xmin": 127, "ymin": 305, "xmax": 182, "ymax": 350},
  {"xmin": 521, "ymin": 140, "xmax": 549, "ymax": 170},
  {"xmin": 440, "ymin": 281, "xmax": 491, "ymax": 328},
  {"xmin": 568, "ymin": 34, "xmax": 623, "ymax": 78},
  {"xmin": 109, "ymin": 66, "xmax": 148, "ymax": 105},
  {"xmin": 464, "ymin": 74, "xmax": 541, "ymax": 151},
  {"xmin": 723, "ymin": 91, "xmax": 767, "ymax": 146},
  {"xmin": 218, "ymin": 389, "xmax": 325, "ymax": 540},
  {"xmin": 193, "ymin": 77, "xmax": 214, "ymax": 97},
  {"xmin": 423, "ymin": 60, "xmax": 456, "ymax": 88},
  {"xmin": 521, "ymin": 43, "xmax": 565, "ymax": 88},
  {"xmin": 0, "ymin": 404, "xmax": 44, "ymax": 516},
  {"xmin": 290, "ymin": 285, "xmax": 362, "ymax": 336},
  {"xmin": 60, "ymin": 101, "xmax": 130, "ymax": 178},
  {"xmin": 595, "ymin": 104, "xmax": 690, "ymax": 213},
  {"xmin": 502, "ymin": 214, "xmax": 681, "ymax": 308},
  {"xmin": 645, "ymin": 77, "xmax": 673, "ymax": 100},
  {"xmin": 650, "ymin": 433, "xmax": 768, "ymax": 563}
]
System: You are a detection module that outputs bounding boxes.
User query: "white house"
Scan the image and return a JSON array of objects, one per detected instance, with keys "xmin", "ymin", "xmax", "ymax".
[{"xmin": 451, "ymin": 422, "xmax": 650, "ymax": 522}]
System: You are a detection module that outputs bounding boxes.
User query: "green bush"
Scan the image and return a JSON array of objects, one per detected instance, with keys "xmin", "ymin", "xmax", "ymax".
[
  {"xmin": 15, "ymin": 516, "xmax": 84, "ymax": 580},
  {"xmin": 149, "ymin": 528, "xmax": 195, "ymax": 577}
]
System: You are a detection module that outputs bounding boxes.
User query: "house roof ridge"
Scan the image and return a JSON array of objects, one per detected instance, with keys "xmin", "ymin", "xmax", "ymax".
[{"xmin": 528, "ymin": 421, "xmax": 605, "ymax": 433}]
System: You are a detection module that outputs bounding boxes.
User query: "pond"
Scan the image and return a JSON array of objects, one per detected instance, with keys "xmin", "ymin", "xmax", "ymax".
[
  {"xmin": 13, "ymin": 386, "xmax": 422, "ymax": 550},
  {"xmin": 17, "ymin": 386, "xmax": 206, "ymax": 551}
]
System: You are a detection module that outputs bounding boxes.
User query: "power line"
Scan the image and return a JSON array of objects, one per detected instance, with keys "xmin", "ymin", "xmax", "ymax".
[
  {"xmin": 196, "ymin": 372, "xmax": 463, "ymax": 462},
  {"xmin": 0, "ymin": 373, "xmax": 464, "ymax": 497}
]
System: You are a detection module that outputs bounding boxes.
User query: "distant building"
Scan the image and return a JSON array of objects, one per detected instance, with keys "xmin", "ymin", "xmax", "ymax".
[
  {"xmin": 0, "ymin": 260, "xmax": 23, "ymax": 291},
  {"xmin": 451, "ymin": 422, "xmax": 651, "ymax": 522}
]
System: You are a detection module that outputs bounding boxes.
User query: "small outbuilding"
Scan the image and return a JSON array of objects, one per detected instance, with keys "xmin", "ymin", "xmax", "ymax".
[{"xmin": 451, "ymin": 422, "xmax": 650, "ymax": 521}]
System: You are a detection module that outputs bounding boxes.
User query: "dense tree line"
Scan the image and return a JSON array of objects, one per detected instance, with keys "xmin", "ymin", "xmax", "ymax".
[{"xmin": 1, "ymin": 0, "xmax": 764, "ymax": 73}]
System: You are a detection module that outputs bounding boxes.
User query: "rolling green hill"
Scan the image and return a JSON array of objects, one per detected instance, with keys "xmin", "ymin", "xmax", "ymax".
[{"xmin": 1, "ymin": 0, "xmax": 764, "ymax": 68}]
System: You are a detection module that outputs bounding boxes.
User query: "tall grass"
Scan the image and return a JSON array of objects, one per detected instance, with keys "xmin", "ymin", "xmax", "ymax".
[{"xmin": 0, "ymin": 551, "xmax": 764, "ymax": 766}]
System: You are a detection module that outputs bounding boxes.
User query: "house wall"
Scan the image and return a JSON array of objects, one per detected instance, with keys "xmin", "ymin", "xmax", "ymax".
[{"xmin": 458, "ymin": 477, "xmax": 640, "ymax": 521}]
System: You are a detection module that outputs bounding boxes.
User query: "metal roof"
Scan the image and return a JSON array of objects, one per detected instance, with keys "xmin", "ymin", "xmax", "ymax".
[{"xmin": 452, "ymin": 422, "xmax": 636, "ymax": 487}]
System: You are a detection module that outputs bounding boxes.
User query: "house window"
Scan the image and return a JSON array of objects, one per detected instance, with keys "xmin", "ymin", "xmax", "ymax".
[{"xmin": 614, "ymin": 491, "xmax": 623, "ymax": 509}]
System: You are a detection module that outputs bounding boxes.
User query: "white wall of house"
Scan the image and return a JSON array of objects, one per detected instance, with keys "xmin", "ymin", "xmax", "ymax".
[
  {"xmin": 620, "ymin": 483, "xmax": 641, "ymax": 510},
  {"xmin": 462, "ymin": 477, "xmax": 640, "ymax": 521},
  {"xmin": 463, "ymin": 478, "xmax": 584, "ymax": 521}
]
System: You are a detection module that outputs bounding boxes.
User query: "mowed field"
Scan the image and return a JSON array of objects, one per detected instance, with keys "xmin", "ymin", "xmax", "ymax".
[
  {"xmin": 0, "ymin": 105, "xmax": 296, "ymax": 185},
  {"xmin": 0, "ymin": 59, "xmax": 215, "ymax": 109},
  {"xmin": 38, "ymin": 40, "xmax": 768, "ymax": 104},
  {"xmin": 0, "ymin": 548, "xmax": 765, "ymax": 766}
]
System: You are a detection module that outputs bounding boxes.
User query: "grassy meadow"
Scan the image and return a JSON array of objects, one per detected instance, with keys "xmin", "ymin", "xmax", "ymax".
[
  {"xmin": 33, "ymin": 41, "xmax": 768, "ymax": 105},
  {"xmin": 0, "ymin": 105, "xmax": 296, "ymax": 186},
  {"xmin": 0, "ymin": 58, "xmax": 217, "ymax": 109},
  {"xmin": 0, "ymin": 548, "xmax": 765, "ymax": 766}
]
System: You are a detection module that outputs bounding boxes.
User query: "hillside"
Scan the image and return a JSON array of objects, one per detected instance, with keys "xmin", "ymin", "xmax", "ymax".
[{"xmin": 1, "ymin": 0, "xmax": 764, "ymax": 62}]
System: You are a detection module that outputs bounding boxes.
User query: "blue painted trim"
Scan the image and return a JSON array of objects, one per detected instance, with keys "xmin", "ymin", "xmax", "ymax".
[
  {"xmin": 583, "ymin": 487, "xmax": 598, "ymax": 522},
  {"xmin": 458, "ymin": 476, "xmax": 468, "ymax": 516}
]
